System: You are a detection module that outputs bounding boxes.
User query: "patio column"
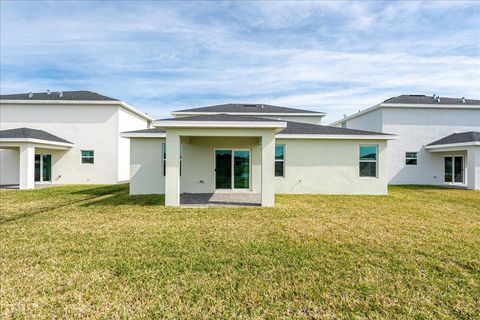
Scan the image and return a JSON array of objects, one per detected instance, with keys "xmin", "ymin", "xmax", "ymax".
[
  {"xmin": 165, "ymin": 131, "xmax": 181, "ymax": 206},
  {"xmin": 467, "ymin": 146, "xmax": 480, "ymax": 190},
  {"xmin": 261, "ymin": 132, "xmax": 276, "ymax": 207},
  {"xmin": 19, "ymin": 144, "xmax": 35, "ymax": 190}
]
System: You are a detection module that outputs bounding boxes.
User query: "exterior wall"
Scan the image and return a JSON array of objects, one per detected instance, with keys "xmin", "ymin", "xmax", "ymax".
[
  {"xmin": 382, "ymin": 108, "xmax": 479, "ymax": 185},
  {"xmin": 467, "ymin": 146, "xmax": 480, "ymax": 190},
  {"xmin": 341, "ymin": 107, "xmax": 480, "ymax": 186},
  {"xmin": 181, "ymin": 136, "xmax": 261, "ymax": 193},
  {"xmin": 424, "ymin": 150, "xmax": 468, "ymax": 186},
  {"xmin": 335, "ymin": 109, "xmax": 383, "ymax": 132},
  {"xmin": 0, "ymin": 103, "xmax": 147, "ymax": 184},
  {"xmin": 275, "ymin": 139, "xmax": 388, "ymax": 195},
  {"xmin": 117, "ymin": 107, "xmax": 150, "ymax": 182},
  {"xmin": 130, "ymin": 138, "xmax": 165, "ymax": 195},
  {"xmin": 0, "ymin": 148, "xmax": 19, "ymax": 184}
]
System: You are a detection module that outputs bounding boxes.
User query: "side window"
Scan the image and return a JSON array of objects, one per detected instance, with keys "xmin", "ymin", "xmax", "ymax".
[
  {"xmin": 406, "ymin": 152, "xmax": 418, "ymax": 165},
  {"xmin": 81, "ymin": 150, "xmax": 94, "ymax": 164},
  {"xmin": 359, "ymin": 145, "xmax": 378, "ymax": 177},
  {"xmin": 275, "ymin": 144, "xmax": 285, "ymax": 177},
  {"xmin": 162, "ymin": 143, "xmax": 182, "ymax": 176},
  {"xmin": 162, "ymin": 143, "xmax": 166, "ymax": 176}
]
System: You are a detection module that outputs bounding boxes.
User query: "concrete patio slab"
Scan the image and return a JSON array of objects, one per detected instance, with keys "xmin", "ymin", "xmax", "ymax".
[{"xmin": 180, "ymin": 193, "xmax": 261, "ymax": 207}]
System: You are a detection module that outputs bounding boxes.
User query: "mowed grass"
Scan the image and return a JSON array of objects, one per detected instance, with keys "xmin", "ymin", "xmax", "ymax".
[{"xmin": 1, "ymin": 185, "xmax": 479, "ymax": 319}]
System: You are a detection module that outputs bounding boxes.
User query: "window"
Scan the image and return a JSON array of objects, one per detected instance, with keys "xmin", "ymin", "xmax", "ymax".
[
  {"xmin": 275, "ymin": 144, "xmax": 285, "ymax": 177},
  {"xmin": 162, "ymin": 143, "xmax": 166, "ymax": 176},
  {"xmin": 162, "ymin": 143, "xmax": 182, "ymax": 176},
  {"xmin": 81, "ymin": 150, "xmax": 94, "ymax": 164},
  {"xmin": 359, "ymin": 145, "xmax": 377, "ymax": 177},
  {"xmin": 341, "ymin": 122, "xmax": 347, "ymax": 129},
  {"xmin": 406, "ymin": 152, "xmax": 417, "ymax": 165}
]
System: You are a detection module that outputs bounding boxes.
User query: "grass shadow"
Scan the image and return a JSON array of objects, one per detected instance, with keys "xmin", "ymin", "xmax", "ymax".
[
  {"xmin": 70, "ymin": 184, "xmax": 129, "ymax": 196},
  {"xmin": 81, "ymin": 193, "xmax": 165, "ymax": 207},
  {"xmin": 1, "ymin": 184, "xmax": 132, "ymax": 224}
]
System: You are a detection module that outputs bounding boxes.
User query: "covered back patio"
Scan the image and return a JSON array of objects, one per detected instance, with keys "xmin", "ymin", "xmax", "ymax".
[
  {"xmin": 159, "ymin": 115, "xmax": 287, "ymax": 207},
  {"xmin": 0, "ymin": 128, "xmax": 73, "ymax": 189},
  {"xmin": 426, "ymin": 131, "xmax": 480, "ymax": 190}
]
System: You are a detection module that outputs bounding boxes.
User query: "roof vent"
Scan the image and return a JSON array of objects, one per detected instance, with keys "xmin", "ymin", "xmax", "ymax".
[
  {"xmin": 28, "ymin": 92, "xmax": 33, "ymax": 98},
  {"xmin": 242, "ymin": 104, "xmax": 257, "ymax": 108},
  {"xmin": 432, "ymin": 94, "xmax": 436, "ymax": 99},
  {"xmin": 343, "ymin": 114, "xmax": 347, "ymax": 118},
  {"xmin": 58, "ymin": 91, "xmax": 63, "ymax": 98},
  {"xmin": 461, "ymin": 97, "xmax": 466, "ymax": 103},
  {"xmin": 436, "ymin": 96, "xmax": 441, "ymax": 102},
  {"xmin": 46, "ymin": 89, "xmax": 51, "ymax": 95}
]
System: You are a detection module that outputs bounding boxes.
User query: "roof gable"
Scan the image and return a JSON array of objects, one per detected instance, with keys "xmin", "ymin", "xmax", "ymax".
[
  {"xmin": 279, "ymin": 121, "xmax": 391, "ymax": 136},
  {"xmin": 0, "ymin": 90, "xmax": 118, "ymax": 101},
  {"xmin": 0, "ymin": 127, "xmax": 73, "ymax": 144},
  {"xmin": 427, "ymin": 131, "xmax": 480, "ymax": 146},
  {"xmin": 384, "ymin": 95, "xmax": 480, "ymax": 106},
  {"xmin": 158, "ymin": 114, "xmax": 284, "ymax": 122},
  {"xmin": 173, "ymin": 103, "xmax": 324, "ymax": 115}
]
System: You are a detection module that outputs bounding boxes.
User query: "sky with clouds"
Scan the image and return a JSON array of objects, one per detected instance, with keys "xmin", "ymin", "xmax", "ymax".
[{"xmin": 1, "ymin": 1, "xmax": 479, "ymax": 122}]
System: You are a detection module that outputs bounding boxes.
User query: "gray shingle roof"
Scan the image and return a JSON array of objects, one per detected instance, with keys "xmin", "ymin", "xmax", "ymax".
[
  {"xmin": 427, "ymin": 131, "xmax": 480, "ymax": 146},
  {"xmin": 0, "ymin": 128, "xmax": 73, "ymax": 144},
  {"xmin": 131, "ymin": 114, "xmax": 390, "ymax": 136},
  {"xmin": 279, "ymin": 121, "xmax": 390, "ymax": 136},
  {"xmin": 0, "ymin": 90, "xmax": 118, "ymax": 101},
  {"xmin": 384, "ymin": 95, "xmax": 480, "ymax": 105},
  {"xmin": 174, "ymin": 103, "xmax": 323, "ymax": 114},
  {"xmin": 158, "ymin": 114, "xmax": 284, "ymax": 122},
  {"xmin": 123, "ymin": 128, "xmax": 165, "ymax": 134}
]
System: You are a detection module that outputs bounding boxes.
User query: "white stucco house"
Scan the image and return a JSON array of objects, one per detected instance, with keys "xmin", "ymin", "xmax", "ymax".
[
  {"xmin": 122, "ymin": 104, "xmax": 397, "ymax": 207},
  {"xmin": 0, "ymin": 91, "xmax": 152, "ymax": 189},
  {"xmin": 330, "ymin": 95, "xmax": 480, "ymax": 190}
]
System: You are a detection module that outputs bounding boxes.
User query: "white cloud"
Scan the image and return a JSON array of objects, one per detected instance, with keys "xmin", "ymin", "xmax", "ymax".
[{"xmin": 1, "ymin": 1, "xmax": 479, "ymax": 123}]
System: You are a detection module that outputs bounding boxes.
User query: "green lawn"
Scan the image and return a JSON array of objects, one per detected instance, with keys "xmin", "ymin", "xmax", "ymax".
[{"xmin": 1, "ymin": 185, "xmax": 479, "ymax": 319}]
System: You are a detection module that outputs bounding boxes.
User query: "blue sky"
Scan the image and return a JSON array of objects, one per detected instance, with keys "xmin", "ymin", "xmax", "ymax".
[{"xmin": 1, "ymin": 1, "xmax": 479, "ymax": 122}]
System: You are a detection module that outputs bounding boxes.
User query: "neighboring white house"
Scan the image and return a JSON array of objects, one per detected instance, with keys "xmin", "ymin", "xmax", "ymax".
[
  {"xmin": 0, "ymin": 91, "xmax": 152, "ymax": 189},
  {"xmin": 122, "ymin": 104, "xmax": 398, "ymax": 207},
  {"xmin": 330, "ymin": 95, "xmax": 480, "ymax": 190}
]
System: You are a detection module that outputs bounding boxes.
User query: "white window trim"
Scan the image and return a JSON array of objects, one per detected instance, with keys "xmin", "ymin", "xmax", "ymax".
[
  {"xmin": 35, "ymin": 153, "xmax": 53, "ymax": 184},
  {"xmin": 359, "ymin": 145, "xmax": 378, "ymax": 178},
  {"xmin": 275, "ymin": 144, "xmax": 285, "ymax": 178},
  {"xmin": 162, "ymin": 143, "xmax": 182, "ymax": 176},
  {"xmin": 81, "ymin": 150, "xmax": 94, "ymax": 165},
  {"xmin": 443, "ymin": 155, "xmax": 465, "ymax": 185},
  {"xmin": 213, "ymin": 148, "xmax": 252, "ymax": 191},
  {"xmin": 405, "ymin": 152, "xmax": 418, "ymax": 165}
]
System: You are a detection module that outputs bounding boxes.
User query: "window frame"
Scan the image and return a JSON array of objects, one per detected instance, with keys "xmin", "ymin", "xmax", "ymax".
[
  {"xmin": 162, "ymin": 143, "xmax": 166, "ymax": 176},
  {"xmin": 162, "ymin": 143, "xmax": 182, "ymax": 176},
  {"xmin": 275, "ymin": 144, "xmax": 285, "ymax": 178},
  {"xmin": 405, "ymin": 152, "xmax": 418, "ymax": 165},
  {"xmin": 80, "ymin": 150, "xmax": 94, "ymax": 165},
  {"xmin": 359, "ymin": 144, "xmax": 378, "ymax": 178}
]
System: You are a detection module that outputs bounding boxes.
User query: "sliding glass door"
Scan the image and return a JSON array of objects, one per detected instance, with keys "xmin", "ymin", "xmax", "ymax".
[
  {"xmin": 215, "ymin": 150, "xmax": 232, "ymax": 189},
  {"xmin": 34, "ymin": 154, "xmax": 52, "ymax": 182},
  {"xmin": 444, "ymin": 156, "xmax": 464, "ymax": 184},
  {"xmin": 215, "ymin": 149, "xmax": 250, "ymax": 190}
]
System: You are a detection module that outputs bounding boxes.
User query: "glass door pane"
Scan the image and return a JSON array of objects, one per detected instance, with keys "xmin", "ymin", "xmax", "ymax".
[
  {"xmin": 34, "ymin": 154, "xmax": 41, "ymax": 182},
  {"xmin": 454, "ymin": 156, "xmax": 464, "ymax": 183},
  {"xmin": 42, "ymin": 155, "xmax": 52, "ymax": 182},
  {"xmin": 215, "ymin": 150, "xmax": 232, "ymax": 189},
  {"xmin": 444, "ymin": 157, "xmax": 453, "ymax": 182},
  {"xmin": 234, "ymin": 150, "xmax": 250, "ymax": 189}
]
